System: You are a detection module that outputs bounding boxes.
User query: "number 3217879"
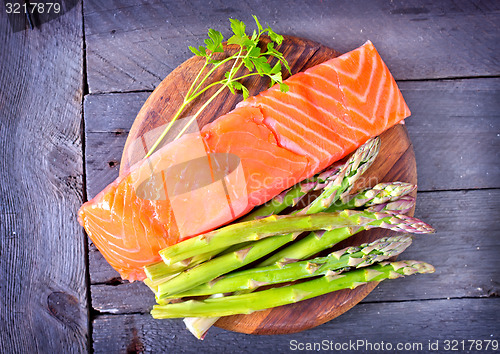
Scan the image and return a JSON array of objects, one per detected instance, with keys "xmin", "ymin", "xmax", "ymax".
[
  {"xmin": 443, "ymin": 339, "xmax": 498, "ymax": 351},
  {"xmin": 6, "ymin": 2, "xmax": 61, "ymax": 14}
]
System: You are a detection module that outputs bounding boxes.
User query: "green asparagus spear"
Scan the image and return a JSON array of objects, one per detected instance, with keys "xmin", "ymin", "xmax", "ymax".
[
  {"xmin": 327, "ymin": 182, "xmax": 416, "ymax": 212},
  {"xmin": 151, "ymin": 260, "xmax": 435, "ymax": 318},
  {"xmin": 146, "ymin": 184, "xmax": 414, "ymax": 284},
  {"xmin": 258, "ymin": 198, "xmax": 431, "ymax": 267},
  {"xmin": 160, "ymin": 235, "xmax": 413, "ymax": 299},
  {"xmin": 179, "ymin": 141, "xmax": 412, "ymax": 338},
  {"xmin": 156, "ymin": 210, "xmax": 433, "ymax": 299},
  {"xmin": 160, "ymin": 209, "xmax": 408, "ymax": 266}
]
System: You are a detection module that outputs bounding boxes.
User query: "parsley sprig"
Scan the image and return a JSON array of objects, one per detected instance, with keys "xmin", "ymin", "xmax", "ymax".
[{"xmin": 145, "ymin": 16, "xmax": 290, "ymax": 158}]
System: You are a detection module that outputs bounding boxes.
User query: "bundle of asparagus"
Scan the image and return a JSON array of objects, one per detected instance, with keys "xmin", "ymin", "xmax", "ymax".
[{"xmin": 141, "ymin": 137, "xmax": 435, "ymax": 339}]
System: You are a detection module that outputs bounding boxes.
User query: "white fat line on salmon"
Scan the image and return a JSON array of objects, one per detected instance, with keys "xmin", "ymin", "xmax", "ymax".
[
  {"xmin": 338, "ymin": 54, "xmax": 379, "ymax": 107},
  {"xmin": 271, "ymin": 83, "xmax": 367, "ymax": 144},
  {"xmin": 366, "ymin": 63, "xmax": 387, "ymax": 125},
  {"xmin": 253, "ymin": 101, "xmax": 342, "ymax": 154},
  {"xmin": 322, "ymin": 43, "xmax": 367, "ymax": 80},
  {"xmin": 383, "ymin": 78, "xmax": 395, "ymax": 127},
  {"xmin": 264, "ymin": 94, "xmax": 357, "ymax": 146}
]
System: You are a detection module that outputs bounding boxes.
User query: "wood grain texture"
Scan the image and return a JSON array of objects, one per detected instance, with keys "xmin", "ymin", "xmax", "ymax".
[
  {"xmin": 116, "ymin": 36, "xmax": 416, "ymax": 334},
  {"xmin": 92, "ymin": 298, "xmax": 500, "ymax": 353},
  {"xmin": 89, "ymin": 189, "xmax": 500, "ymax": 315},
  {"xmin": 83, "ymin": 0, "xmax": 500, "ymax": 93},
  {"xmin": 0, "ymin": 5, "xmax": 87, "ymax": 353}
]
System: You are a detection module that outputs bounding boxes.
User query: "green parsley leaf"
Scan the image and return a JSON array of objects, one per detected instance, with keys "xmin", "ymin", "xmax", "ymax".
[
  {"xmin": 230, "ymin": 18, "xmax": 246, "ymax": 37},
  {"xmin": 232, "ymin": 81, "xmax": 250, "ymax": 100},
  {"xmin": 270, "ymin": 62, "xmax": 282, "ymax": 74},
  {"xmin": 267, "ymin": 26, "xmax": 283, "ymax": 45},
  {"xmin": 205, "ymin": 29, "xmax": 224, "ymax": 53},
  {"xmin": 248, "ymin": 46, "xmax": 262, "ymax": 59},
  {"xmin": 189, "ymin": 45, "xmax": 207, "ymax": 57},
  {"xmin": 252, "ymin": 56, "xmax": 272, "ymax": 76},
  {"xmin": 243, "ymin": 57, "xmax": 254, "ymax": 71},
  {"xmin": 279, "ymin": 82, "xmax": 289, "ymax": 93},
  {"xmin": 227, "ymin": 34, "xmax": 246, "ymax": 46},
  {"xmin": 252, "ymin": 15, "xmax": 263, "ymax": 32}
]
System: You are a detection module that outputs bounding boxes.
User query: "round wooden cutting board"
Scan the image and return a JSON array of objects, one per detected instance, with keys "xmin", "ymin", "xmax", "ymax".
[{"xmin": 120, "ymin": 36, "xmax": 416, "ymax": 335}]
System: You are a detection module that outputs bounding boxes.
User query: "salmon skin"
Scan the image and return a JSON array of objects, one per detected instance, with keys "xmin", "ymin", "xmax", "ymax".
[{"xmin": 78, "ymin": 41, "xmax": 410, "ymax": 281}]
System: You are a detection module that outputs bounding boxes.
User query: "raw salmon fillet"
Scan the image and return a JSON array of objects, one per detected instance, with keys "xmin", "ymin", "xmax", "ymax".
[{"xmin": 78, "ymin": 41, "xmax": 410, "ymax": 281}]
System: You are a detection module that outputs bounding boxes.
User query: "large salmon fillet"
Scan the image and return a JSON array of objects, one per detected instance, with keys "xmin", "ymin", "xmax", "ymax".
[{"xmin": 79, "ymin": 41, "xmax": 410, "ymax": 281}]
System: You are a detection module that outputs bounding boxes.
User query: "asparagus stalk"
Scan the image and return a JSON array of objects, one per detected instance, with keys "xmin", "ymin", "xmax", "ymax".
[
  {"xmin": 179, "ymin": 142, "xmax": 420, "ymax": 338},
  {"xmin": 145, "ymin": 248, "xmax": 238, "ymax": 285},
  {"xmin": 300, "ymin": 137, "xmax": 381, "ymax": 215},
  {"xmin": 160, "ymin": 209, "xmax": 408, "ymax": 266},
  {"xmin": 146, "ymin": 184, "xmax": 414, "ymax": 284},
  {"xmin": 157, "ymin": 137, "xmax": 381, "ymax": 333},
  {"xmin": 151, "ymin": 260, "xmax": 435, "ymax": 318},
  {"xmin": 160, "ymin": 235, "xmax": 413, "ymax": 299},
  {"xmin": 258, "ymin": 199, "xmax": 431, "ymax": 267},
  {"xmin": 327, "ymin": 182, "xmax": 416, "ymax": 212}
]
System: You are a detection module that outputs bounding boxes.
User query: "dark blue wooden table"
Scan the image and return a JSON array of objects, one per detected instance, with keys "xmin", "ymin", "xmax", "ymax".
[{"xmin": 1, "ymin": 1, "xmax": 499, "ymax": 352}]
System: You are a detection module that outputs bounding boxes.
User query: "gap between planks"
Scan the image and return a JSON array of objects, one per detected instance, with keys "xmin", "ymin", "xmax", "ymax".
[{"xmin": 81, "ymin": 1, "xmax": 94, "ymax": 352}]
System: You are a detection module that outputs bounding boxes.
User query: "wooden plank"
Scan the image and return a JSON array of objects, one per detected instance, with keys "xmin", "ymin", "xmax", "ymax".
[
  {"xmin": 401, "ymin": 79, "xmax": 500, "ymax": 191},
  {"xmin": 92, "ymin": 282, "xmax": 156, "ymax": 314},
  {"xmin": 365, "ymin": 189, "xmax": 500, "ymax": 302},
  {"xmin": 83, "ymin": 0, "xmax": 500, "ymax": 93},
  {"xmin": 92, "ymin": 298, "xmax": 500, "ymax": 352},
  {"xmin": 84, "ymin": 132, "xmax": 128, "ymax": 200},
  {"xmin": 88, "ymin": 242, "xmax": 121, "ymax": 284},
  {"xmin": 0, "ymin": 6, "xmax": 87, "ymax": 353},
  {"xmin": 84, "ymin": 92, "xmax": 149, "ymax": 133},
  {"xmin": 89, "ymin": 189, "xmax": 500, "ymax": 314}
]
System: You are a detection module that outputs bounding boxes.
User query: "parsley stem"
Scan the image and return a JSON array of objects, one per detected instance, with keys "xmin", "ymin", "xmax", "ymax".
[
  {"xmin": 191, "ymin": 54, "xmax": 243, "ymax": 100},
  {"xmin": 173, "ymin": 48, "xmax": 244, "ymax": 140},
  {"xmin": 174, "ymin": 84, "xmax": 227, "ymax": 140},
  {"xmin": 184, "ymin": 60, "xmax": 209, "ymax": 102},
  {"xmin": 144, "ymin": 100, "xmax": 190, "ymax": 158},
  {"xmin": 144, "ymin": 55, "xmax": 240, "ymax": 158}
]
